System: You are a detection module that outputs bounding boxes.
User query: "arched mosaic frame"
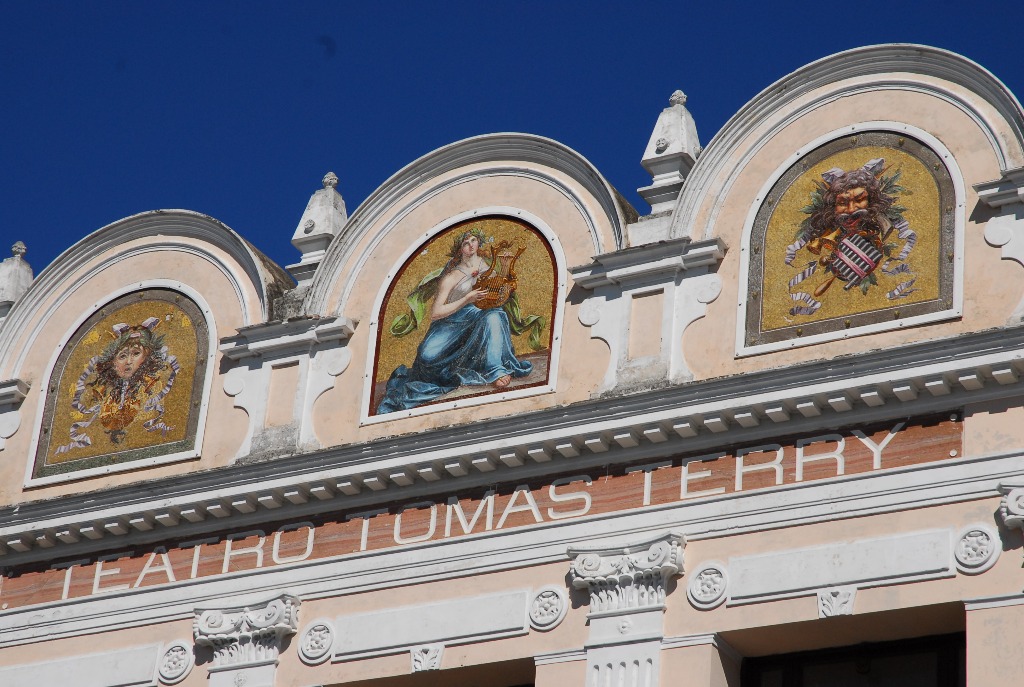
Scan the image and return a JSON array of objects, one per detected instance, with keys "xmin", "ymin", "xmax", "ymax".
[
  {"xmin": 363, "ymin": 207, "xmax": 567, "ymax": 424},
  {"xmin": 27, "ymin": 285, "xmax": 215, "ymax": 485},
  {"xmin": 737, "ymin": 122, "xmax": 964, "ymax": 356}
]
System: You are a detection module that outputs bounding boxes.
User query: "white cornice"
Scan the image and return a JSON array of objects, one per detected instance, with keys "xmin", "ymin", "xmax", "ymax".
[
  {"xmin": 975, "ymin": 167, "xmax": 1024, "ymax": 208},
  {"xmin": 0, "ymin": 378, "xmax": 28, "ymax": 406},
  {"xmin": 670, "ymin": 44, "xmax": 1024, "ymax": 241},
  {"xmin": 2, "ymin": 325, "xmax": 1024, "ymax": 565},
  {"xmin": 303, "ymin": 133, "xmax": 632, "ymax": 316},
  {"xmin": 569, "ymin": 237, "xmax": 725, "ymax": 289},
  {"xmin": 220, "ymin": 316, "xmax": 355, "ymax": 361}
]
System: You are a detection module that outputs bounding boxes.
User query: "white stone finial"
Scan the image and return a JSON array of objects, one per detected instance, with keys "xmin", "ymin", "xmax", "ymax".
[
  {"xmin": 288, "ymin": 172, "xmax": 349, "ymax": 286},
  {"xmin": 637, "ymin": 89, "xmax": 702, "ymax": 216},
  {"xmin": 0, "ymin": 240, "xmax": 33, "ymax": 319}
]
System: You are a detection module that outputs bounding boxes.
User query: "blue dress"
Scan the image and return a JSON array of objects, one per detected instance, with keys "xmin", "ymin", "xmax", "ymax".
[{"xmin": 377, "ymin": 272, "xmax": 533, "ymax": 414}]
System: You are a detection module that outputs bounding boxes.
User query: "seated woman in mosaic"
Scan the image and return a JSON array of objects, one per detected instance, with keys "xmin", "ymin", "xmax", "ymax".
[{"xmin": 377, "ymin": 227, "xmax": 542, "ymax": 414}]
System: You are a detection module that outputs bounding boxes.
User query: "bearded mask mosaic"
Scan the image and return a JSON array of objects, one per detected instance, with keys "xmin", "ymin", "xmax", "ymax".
[
  {"xmin": 745, "ymin": 132, "xmax": 956, "ymax": 347},
  {"xmin": 32, "ymin": 290, "xmax": 208, "ymax": 479}
]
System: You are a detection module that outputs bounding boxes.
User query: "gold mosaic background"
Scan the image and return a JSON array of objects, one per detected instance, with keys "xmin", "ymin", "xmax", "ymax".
[
  {"xmin": 42, "ymin": 298, "xmax": 200, "ymax": 466},
  {"xmin": 760, "ymin": 146, "xmax": 940, "ymax": 331},
  {"xmin": 374, "ymin": 217, "xmax": 556, "ymax": 386}
]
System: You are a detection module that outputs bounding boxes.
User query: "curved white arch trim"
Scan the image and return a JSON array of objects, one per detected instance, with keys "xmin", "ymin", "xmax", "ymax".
[
  {"xmin": 735, "ymin": 122, "xmax": 965, "ymax": 357},
  {"xmin": 22, "ymin": 280, "xmax": 219, "ymax": 487},
  {"xmin": 4, "ymin": 242, "xmax": 251, "ymax": 380},
  {"xmin": 336, "ymin": 168, "xmax": 601, "ymax": 314},
  {"xmin": 670, "ymin": 44, "xmax": 1024, "ymax": 241},
  {"xmin": 305, "ymin": 133, "xmax": 629, "ymax": 316},
  {"xmin": 0, "ymin": 210, "xmax": 277, "ymax": 378},
  {"xmin": 359, "ymin": 206, "xmax": 568, "ymax": 425}
]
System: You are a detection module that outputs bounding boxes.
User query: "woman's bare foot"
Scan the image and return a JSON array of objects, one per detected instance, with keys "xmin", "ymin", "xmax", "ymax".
[{"xmin": 493, "ymin": 374, "xmax": 512, "ymax": 389}]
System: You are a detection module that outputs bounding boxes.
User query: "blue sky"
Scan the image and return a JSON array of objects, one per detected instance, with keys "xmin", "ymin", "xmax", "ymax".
[{"xmin": 2, "ymin": 2, "xmax": 1022, "ymax": 276}]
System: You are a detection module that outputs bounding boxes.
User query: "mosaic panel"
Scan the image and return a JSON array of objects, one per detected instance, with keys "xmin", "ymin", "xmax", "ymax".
[
  {"xmin": 746, "ymin": 132, "xmax": 956, "ymax": 347},
  {"xmin": 32, "ymin": 289, "xmax": 208, "ymax": 479},
  {"xmin": 371, "ymin": 216, "xmax": 556, "ymax": 415}
]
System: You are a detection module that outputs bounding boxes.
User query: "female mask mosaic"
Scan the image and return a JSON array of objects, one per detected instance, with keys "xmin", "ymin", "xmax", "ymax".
[{"xmin": 58, "ymin": 317, "xmax": 179, "ymax": 451}]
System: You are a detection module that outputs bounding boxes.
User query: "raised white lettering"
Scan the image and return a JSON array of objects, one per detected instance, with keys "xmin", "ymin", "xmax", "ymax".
[
  {"xmin": 853, "ymin": 422, "xmax": 906, "ymax": 469},
  {"xmin": 93, "ymin": 558, "xmax": 130, "ymax": 594},
  {"xmin": 681, "ymin": 454, "xmax": 726, "ymax": 499},
  {"xmin": 346, "ymin": 509, "xmax": 387, "ymax": 552},
  {"xmin": 795, "ymin": 434, "xmax": 845, "ymax": 481},
  {"xmin": 133, "ymin": 548, "xmax": 176, "ymax": 588},
  {"xmin": 271, "ymin": 523, "xmax": 315, "ymax": 564},
  {"xmin": 735, "ymin": 444, "xmax": 785, "ymax": 491},
  {"xmin": 394, "ymin": 502, "xmax": 438, "ymax": 544},
  {"xmin": 625, "ymin": 462, "xmax": 671, "ymax": 506},
  {"xmin": 222, "ymin": 532, "xmax": 266, "ymax": 574},
  {"xmin": 445, "ymin": 491, "xmax": 495, "ymax": 536},
  {"xmin": 547, "ymin": 475, "xmax": 592, "ymax": 520},
  {"xmin": 496, "ymin": 485, "xmax": 543, "ymax": 529}
]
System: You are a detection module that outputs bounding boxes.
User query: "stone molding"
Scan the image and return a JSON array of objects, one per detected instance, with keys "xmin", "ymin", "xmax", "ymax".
[
  {"xmin": 954, "ymin": 524, "xmax": 1000, "ymax": 574},
  {"xmin": 670, "ymin": 44, "xmax": 1024, "ymax": 242},
  {"xmin": 998, "ymin": 480, "xmax": 1024, "ymax": 530},
  {"xmin": 568, "ymin": 531, "xmax": 684, "ymax": 613},
  {"xmin": 976, "ymin": 167, "xmax": 1024, "ymax": 208},
  {"xmin": 0, "ymin": 211, "xmax": 288, "ymax": 379},
  {"xmin": 193, "ymin": 594, "xmax": 299, "ymax": 670},
  {"xmin": 818, "ymin": 587, "xmax": 856, "ymax": 617},
  {"xmin": 1, "ymin": 324, "xmax": 1022, "ymax": 565},
  {"xmin": 411, "ymin": 643, "xmax": 443, "ymax": 672},
  {"xmin": 529, "ymin": 586, "xmax": 569, "ymax": 631},
  {"xmin": 157, "ymin": 640, "xmax": 195, "ymax": 685},
  {"xmin": 297, "ymin": 620, "xmax": 336, "ymax": 666},
  {"xmin": 305, "ymin": 133, "xmax": 632, "ymax": 315},
  {"xmin": 687, "ymin": 562, "xmax": 728, "ymax": 610}
]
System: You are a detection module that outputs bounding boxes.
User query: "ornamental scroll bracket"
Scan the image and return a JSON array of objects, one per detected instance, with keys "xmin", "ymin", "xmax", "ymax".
[
  {"xmin": 568, "ymin": 531, "xmax": 685, "ymax": 614},
  {"xmin": 998, "ymin": 480, "xmax": 1024, "ymax": 531},
  {"xmin": 193, "ymin": 593, "xmax": 300, "ymax": 673}
]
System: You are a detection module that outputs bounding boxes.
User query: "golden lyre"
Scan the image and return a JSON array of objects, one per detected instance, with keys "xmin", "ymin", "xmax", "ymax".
[{"xmin": 474, "ymin": 240, "xmax": 526, "ymax": 309}]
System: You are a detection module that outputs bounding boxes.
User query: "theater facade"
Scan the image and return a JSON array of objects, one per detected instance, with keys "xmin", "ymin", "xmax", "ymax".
[{"xmin": 2, "ymin": 44, "xmax": 1024, "ymax": 687}]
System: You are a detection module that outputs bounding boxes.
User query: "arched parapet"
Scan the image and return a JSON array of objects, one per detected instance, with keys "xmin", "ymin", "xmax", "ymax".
[
  {"xmin": 303, "ymin": 133, "xmax": 631, "ymax": 318},
  {"xmin": 0, "ymin": 210, "xmax": 290, "ymax": 379},
  {"xmin": 0, "ymin": 210, "xmax": 292, "ymax": 502},
  {"xmin": 670, "ymin": 43, "xmax": 1024, "ymax": 243},
  {"xmin": 302, "ymin": 134, "xmax": 629, "ymax": 445}
]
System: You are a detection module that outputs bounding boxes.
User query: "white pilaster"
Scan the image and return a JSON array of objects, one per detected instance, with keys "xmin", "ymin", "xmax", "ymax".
[{"xmin": 568, "ymin": 531, "xmax": 684, "ymax": 687}]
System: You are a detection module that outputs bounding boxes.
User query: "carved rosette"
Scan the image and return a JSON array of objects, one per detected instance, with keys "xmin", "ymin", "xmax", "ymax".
[
  {"xmin": 158, "ymin": 640, "xmax": 194, "ymax": 685},
  {"xmin": 955, "ymin": 525, "xmax": 1000, "ymax": 574},
  {"xmin": 298, "ymin": 619, "xmax": 335, "ymax": 665},
  {"xmin": 193, "ymin": 594, "xmax": 300, "ymax": 668},
  {"xmin": 568, "ymin": 531, "xmax": 684, "ymax": 613},
  {"xmin": 686, "ymin": 563, "xmax": 728, "ymax": 610},
  {"xmin": 529, "ymin": 586, "xmax": 568, "ymax": 631}
]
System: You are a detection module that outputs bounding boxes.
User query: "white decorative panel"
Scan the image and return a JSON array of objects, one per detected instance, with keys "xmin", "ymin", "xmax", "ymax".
[
  {"xmin": 333, "ymin": 589, "xmax": 529, "ymax": 660},
  {"xmin": 0, "ymin": 643, "xmax": 160, "ymax": 687},
  {"xmin": 728, "ymin": 529, "xmax": 951, "ymax": 604}
]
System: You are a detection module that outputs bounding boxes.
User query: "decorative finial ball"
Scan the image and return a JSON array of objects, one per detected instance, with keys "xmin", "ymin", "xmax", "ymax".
[
  {"xmin": 670, "ymin": 90, "xmax": 688, "ymax": 106},
  {"xmin": 11, "ymin": 241, "xmax": 26, "ymax": 257},
  {"xmin": 322, "ymin": 171, "xmax": 339, "ymax": 189}
]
